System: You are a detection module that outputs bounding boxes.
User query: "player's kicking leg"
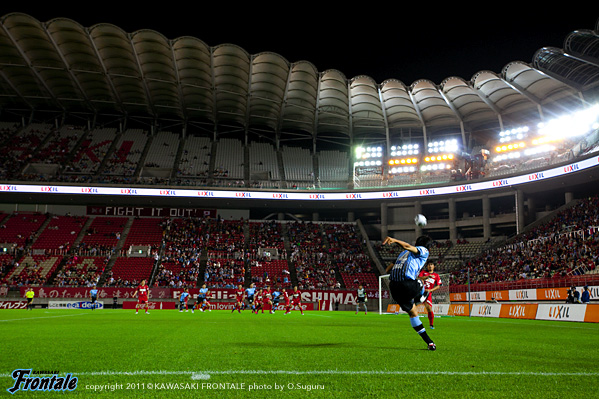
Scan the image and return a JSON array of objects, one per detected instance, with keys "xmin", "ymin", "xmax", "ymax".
[{"xmin": 407, "ymin": 304, "xmax": 435, "ymax": 350}]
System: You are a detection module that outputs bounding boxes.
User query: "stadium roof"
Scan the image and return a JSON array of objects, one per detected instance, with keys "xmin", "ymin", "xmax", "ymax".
[{"xmin": 0, "ymin": 13, "xmax": 598, "ymax": 149}]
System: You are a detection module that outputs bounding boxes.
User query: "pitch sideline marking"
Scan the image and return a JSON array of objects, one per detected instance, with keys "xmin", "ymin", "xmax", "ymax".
[
  {"xmin": 0, "ymin": 311, "xmax": 119, "ymax": 323},
  {"xmin": 2, "ymin": 370, "xmax": 597, "ymax": 379}
]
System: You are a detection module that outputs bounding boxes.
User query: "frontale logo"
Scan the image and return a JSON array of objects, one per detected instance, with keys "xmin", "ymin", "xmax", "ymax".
[{"xmin": 7, "ymin": 369, "xmax": 78, "ymax": 394}]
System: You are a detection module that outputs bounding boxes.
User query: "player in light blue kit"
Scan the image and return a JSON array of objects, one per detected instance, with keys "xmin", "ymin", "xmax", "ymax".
[
  {"xmin": 89, "ymin": 284, "xmax": 98, "ymax": 311},
  {"xmin": 180, "ymin": 288, "xmax": 191, "ymax": 312},
  {"xmin": 270, "ymin": 288, "xmax": 281, "ymax": 314},
  {"xmin": 198, "ymin": 284, "xmax": 211, "ymax": 312},
  {"xmin": 383, "ymin": 235, "xmax": 436, "ymax": 351},
  {"xmin": 245, "ymin": 283, "xmax": 256, "ymax": 312}
]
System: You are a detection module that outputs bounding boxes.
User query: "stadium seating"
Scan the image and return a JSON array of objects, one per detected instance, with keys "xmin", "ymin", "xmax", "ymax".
[
  {"xmin": 123, "ymin": 218, "xmax": 166, "ymax": 252},
  {"xmin": 3, "ymin": 255, "xmax": 62, "ymax": 286},
  {"xmin": 107, "ymin": 257, "xmax": 155, "ymax": 286},
  {"xmin": 0, "ymin": 212, "xmax": 47, "ymax": 247},
  {"xmin": 31, "ymin": 215, "xmax": 87, "ymax": 254},
  {"xmin": 102, "ymin": 129, "xmax": 148, "ymax": 177},
  {"xmin": 66, "ymin": 127, "xmax": 117, "ymax": 175},
  {"xmin": 78, "ymin": 216, "xmax": 127, "ymax": 254},
  {"xmin": 53, "ymin": 255, "xmax": 108, "ymax": 286}
]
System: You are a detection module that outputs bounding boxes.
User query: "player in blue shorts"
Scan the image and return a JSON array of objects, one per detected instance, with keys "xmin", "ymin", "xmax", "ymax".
[
  {"xmin": 180, "ymin": 288, "xmax": 191, "ymax": 312},
  {"xmin": 383, "ymin": 235, "xmax": 436, "ymax": 351},
  {"xmin": 245, "ymin": 283, "xmax": 256, "ymax": 312},
  {"xmin": 198, "ymin": 284, "xmax": 211, "ymax": 312},
  {"xmin": 270, "ymin": 288, "xmax": 282, "ymax": 314},
  {"xmin": 89, "ymin": 284, "xmax": 98, "ymax": 311}
]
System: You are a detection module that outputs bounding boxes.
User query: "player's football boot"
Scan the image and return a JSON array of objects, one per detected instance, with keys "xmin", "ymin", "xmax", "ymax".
[{"xmin": 428, "ymin": 343, "xmax": 436, "ymax": 351}]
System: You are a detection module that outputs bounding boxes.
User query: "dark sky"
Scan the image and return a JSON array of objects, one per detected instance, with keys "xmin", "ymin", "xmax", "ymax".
[{"xmin": 1, "ymin": 6, "xmax": 596, "ymax": 84}]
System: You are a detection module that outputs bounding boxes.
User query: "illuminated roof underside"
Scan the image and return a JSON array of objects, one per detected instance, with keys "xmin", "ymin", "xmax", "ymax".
[{"xmin": 0, "ymin": 13, "xmax": 598, "ymax": 147}]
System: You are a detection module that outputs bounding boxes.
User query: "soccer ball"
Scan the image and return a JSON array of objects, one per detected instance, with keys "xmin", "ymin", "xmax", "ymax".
[{"xmin": 414, "ymin": 214, "xmax": 427, "ymax": 227}]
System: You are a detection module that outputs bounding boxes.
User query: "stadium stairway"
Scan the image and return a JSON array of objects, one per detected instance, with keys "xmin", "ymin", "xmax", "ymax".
[
  {"xmin": 319, "ymin": 224, "xmax": 345, "ymax": 289},
  {"xmin": 133, "ymin": 132, "xmax": 153, "ymax": 178},
  {"xmin": 94, "ymin": 130, "xmax": 122, "ymax": 177},
  {"xmin": 243, "ymin": 221, "xmax": 252, "ymax": 286},
  {"xmin": 356, "ymin": 219, "xmax": 386, "ymax": 276},
  {"xmin": 170, "ymin": 136, "xmax": 186, "ymax": 180},
  {"xmin": 276, "ymin": 150, "xmax": 286, "ymax": 189},
  {"xmin": 207, "ymin": 140, "xmax": 218, "ymax": 185},
  {"xmin": 97, "ymin": 217, "xmax": 133, "ymax": 285},
  {"xmin": 280, "ymin": 222, "xmax": 299, "ymax": 287}
]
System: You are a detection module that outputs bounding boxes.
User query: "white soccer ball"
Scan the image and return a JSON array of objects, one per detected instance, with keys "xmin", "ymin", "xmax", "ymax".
[{"xmin": 414, "ymin": 214, "xmax": 427, "ymax": 227}]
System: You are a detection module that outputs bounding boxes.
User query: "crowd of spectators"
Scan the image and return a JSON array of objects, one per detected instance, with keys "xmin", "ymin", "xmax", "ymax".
[
  {"xmin": 53, "ymin": 255, "xmax": 108, "ymax": 287},
  {"xmin": 451, "ymin": 196, "xmax": 599, "ymax": 286},
  {"xmin": 288, "ymin": 221, "xmax": 339, "ymax": 290}
]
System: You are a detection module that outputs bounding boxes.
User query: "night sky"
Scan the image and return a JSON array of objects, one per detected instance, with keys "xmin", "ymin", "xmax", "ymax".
[{"xmin": 1, "ymin": 6, "xmax": 596, "ymax": 85}]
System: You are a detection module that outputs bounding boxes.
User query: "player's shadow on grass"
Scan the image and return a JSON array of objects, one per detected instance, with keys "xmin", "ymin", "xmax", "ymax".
[{"xmin": 237, "ymin": 341, "xmax": 421, "ymax": 351}]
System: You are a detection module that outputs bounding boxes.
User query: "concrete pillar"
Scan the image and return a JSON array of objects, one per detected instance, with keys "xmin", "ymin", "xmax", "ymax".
[
  {"xmin": 449, "ymin": 198, "xmax": 457, "ymax": 242},
  {"xmin": 565, "ymin": 192, "xmax": 574, "ymax": 204},
  {"xmin": 312, "ymin": 212, "xmax": 319, "ymax": 222},
  {"xmin": 516, "ymin": 190, "xmax": 525, "ymax": 235},
  {"xmin": 482, "ymin": 195, "xmax": 491, "ymax": 240},
  {"xmin": 348, "ymin": 211, "xmax": 355, "ymax": 222},
  {"xmin": 527, "ymin": 196, "xmax": 536, "ymax": 225},
  {"xmin": 381, "ymin": 203, "xmax": 388, "ymax": 240}
]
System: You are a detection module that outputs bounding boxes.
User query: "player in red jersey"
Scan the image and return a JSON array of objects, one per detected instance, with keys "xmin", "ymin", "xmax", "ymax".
[
  {"xmin": 233, "ymin": 284, "xmax": 245, "ymax": 313},
  {"xmin": 261, "ymin": 286, "xmax": 272, "ymax": 314},
  {"xmin": 254, "ymin": 288, "xmax": 264, "ymax": 314},
  {"xmin": 418, "ymin": 263, "xmax": 442, "ymax": 329},
  {"xmin": 282, "ymin": 288, "xmax": 291, "ymax": 314},
  {"xmin": 290, "ymin": 286, "xmax": 304, "ymax": 315},
  {"xmin": 133, "ymin": 279, "xmax": 150, "ymax": 314}
]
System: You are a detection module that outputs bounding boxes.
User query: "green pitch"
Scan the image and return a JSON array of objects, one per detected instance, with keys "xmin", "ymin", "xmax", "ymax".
[{"xmin": 1, "ymin": 309, "xmax": 597, "ymax": 398}]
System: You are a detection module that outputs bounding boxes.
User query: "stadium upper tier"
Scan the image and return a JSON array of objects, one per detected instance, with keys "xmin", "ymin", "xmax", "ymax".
[{"xmin": 0, "ymin": 13, "xmax": 598, "ymax": 149}]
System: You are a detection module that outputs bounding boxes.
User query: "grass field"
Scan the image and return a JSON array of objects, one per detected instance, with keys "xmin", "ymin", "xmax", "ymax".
[{"xmin": 1, "ymin": 308, "xmax": 597, "ymax": 398}]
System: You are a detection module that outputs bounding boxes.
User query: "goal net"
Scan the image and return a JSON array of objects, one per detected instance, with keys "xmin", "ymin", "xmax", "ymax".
[{"xmin": 378, "ymin": 273, "xmax": 451, "ymax": 314}]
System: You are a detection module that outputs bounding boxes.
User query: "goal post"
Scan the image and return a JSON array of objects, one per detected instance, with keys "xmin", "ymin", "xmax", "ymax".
[{"xmin": 378, "ymin": 273, "xmax": 451, "ymax": 314}]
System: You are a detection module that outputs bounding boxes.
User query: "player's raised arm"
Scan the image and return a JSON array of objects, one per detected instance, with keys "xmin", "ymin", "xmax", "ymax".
[{"xmin": 383, "ymin": 236, "xmax": 419, "ymax": 254}]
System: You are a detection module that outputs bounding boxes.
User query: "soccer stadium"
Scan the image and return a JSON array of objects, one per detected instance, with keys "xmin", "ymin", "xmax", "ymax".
[{"xmin": 0, "ymin": 10, "xmax": 598, "ymax": 398}]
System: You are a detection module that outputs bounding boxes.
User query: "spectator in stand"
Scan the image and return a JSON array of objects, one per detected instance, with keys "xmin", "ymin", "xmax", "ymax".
[{"xmin": 581, "ymin": 286, "xmax": 591, "ymax": 304}]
